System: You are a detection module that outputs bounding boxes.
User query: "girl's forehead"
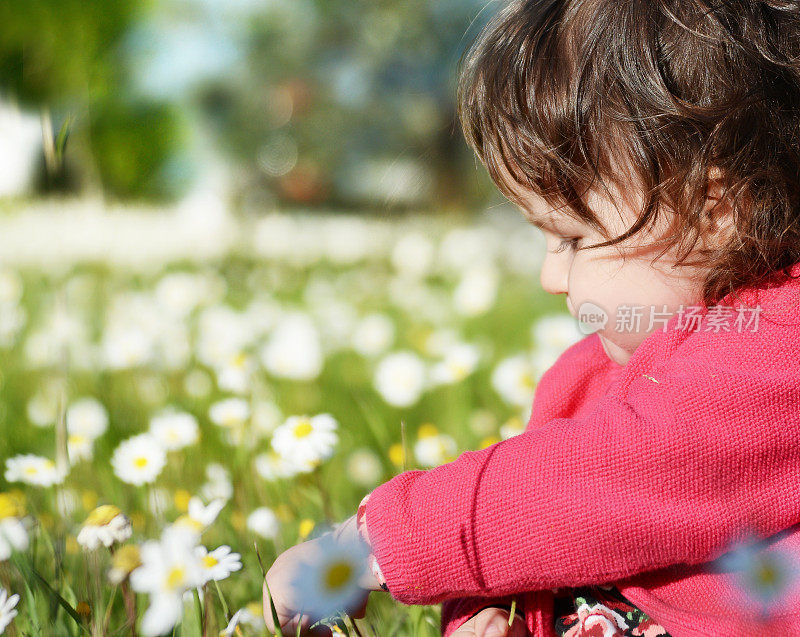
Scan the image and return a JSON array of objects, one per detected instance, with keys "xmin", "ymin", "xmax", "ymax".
[
  {"xmin": 520, "ymin": 185, "xmax": 646, "ymax": 239},
  {"xmin": 517, "ymin": 191, "xmax": 586, "ymax": 230}
]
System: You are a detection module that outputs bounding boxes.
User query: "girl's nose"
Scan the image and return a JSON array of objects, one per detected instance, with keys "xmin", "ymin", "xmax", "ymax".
[{"xmin": 539, "ymin": 252, "xmax": 569, "ymax": 296}]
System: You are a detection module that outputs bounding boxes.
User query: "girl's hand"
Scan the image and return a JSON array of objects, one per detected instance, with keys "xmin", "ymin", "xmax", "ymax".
[
  {"xmin": 262, "ymin": 515, "xmax": 376, "ymax": 636},
  {"xmin": 450, "ymin": 606, "xmax": 527, "ymax": 637},
  {"xmin": 261, "ymin": 538, "xmax": 334, "ymax": 636}
]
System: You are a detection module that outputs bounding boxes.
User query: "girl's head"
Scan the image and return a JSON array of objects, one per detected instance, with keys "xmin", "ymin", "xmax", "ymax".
[{"xmin": 457, "ymin": 0, "xmax": 800, "ymax": 364}]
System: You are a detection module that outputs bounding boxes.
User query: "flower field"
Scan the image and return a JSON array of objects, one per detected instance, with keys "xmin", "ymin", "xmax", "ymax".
[{"xmin": 0, "ymin": 205, "xmax": 582, "ymax": 636}]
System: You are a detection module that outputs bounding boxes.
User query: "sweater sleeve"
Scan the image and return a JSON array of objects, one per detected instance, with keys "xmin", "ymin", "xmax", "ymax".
[{"xmin": 363, "ymin": 356, "xmax": 800, "ymax": 605}]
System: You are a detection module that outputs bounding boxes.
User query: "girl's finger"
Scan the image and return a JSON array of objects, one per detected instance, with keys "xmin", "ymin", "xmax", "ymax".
[{"xmin": 450, "ymin": 615, "xmax": 477, "ymax": 636}]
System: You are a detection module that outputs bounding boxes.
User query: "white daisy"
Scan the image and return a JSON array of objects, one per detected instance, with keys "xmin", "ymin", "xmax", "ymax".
[
  {"xmin": 183, "ymin": 368, "xmax": 212, "ymax": 398},
  {"xmin": 351, "ymin": 313, "xmax": 395, "ymax": 357},
  {"xmin": 5, "ymin": 454, "xmax": 65, "ymax": 487},
  {"xmin": 0, "ymin": 269, "xmax": 22, "ymax": 305},
  {"xmin": 67, "ymin": 434, "xmax": 94, "ymax": 463},
  {"xmin": 271, "ymin": 414, "xmax": 339, "ymax": 467},
  {"xmin": 438, "ymin": 226, "xmax": 497, "ymax": 273},
  {"xmin": 288, "ymin": 532, "xmax": 370, "ymax": 622},
  {"xmin": 413, "ymin": 428, "xmax": 457, "ymax": 468},
  {"xmin": 346, "ymin": 448, "xmax": 382, "ymax": 487},
  {"xmin": 246, "ymin": 507, "xmax": 280, "ymax": 540},
  {"xmin": 208, "ymin": 398, "xmax": 250, "ymax": 429},
  {"xmin": 149, "ymin": 409, "xmax": 199, "ymax": 451},
  {"xmin": 195, "ymin": 545, "xmax": 242, "ymax": 583},
  {"xmin": 200, "ymin": 463, "xmax": 233, "ymax": 502},
  {"xmin": 531, "ymin": 313, "xmax": 583, "ymax": 352},
  {"xmin": 220, "ymin": 609, "xmax": 244, "ymax": 636},
  {"xmin": 0, "ymin": 494, "xmax": 28, "ymax": 561},
  {"xmin": 0, "ymin": 517, "xmax": 28, "ymax": 561},
  {"xmin": 102, "ymin": 325, "xmax": 155, "ymax": 370},
  {"xmin": 26, "ymin": 389, "xmax": 59, "ymax": 427},
  {"xmin": 251, "ymin": 400, "xmax": 283, "ymax": 439},
  {"xmin": 196, "ymin": 305, "xmax": 252, "ymax": 371},
  {"xmin": 429, "ymin": 343, "xmax": 480, "ymax": 386},
  {"xmin": 390, "ymin": 232, "xmax": 434, "ymax": 278},
  {"xmin": 374, "ymin": 351, "xmax": 427, "ymax": 407},
  {"xmin": 111, "ymin": 434, "xmax": 167, "ymax": 486},
  {"xmin": 422, "ymin": 328, "xmax": 460, "ymax": 357},
  {"xmin": 453, "ymin": 264, "xmax": 498, "ymax": 316},
  {"xmin": 77, "ymin": 505, "xmax": 132, "ymax": 551},
  {"xmin": 491, "ymin": 355, "xmax": 538, "ymax": 407},
  {"xmin": 173, "ymin": 497, "xmax": 225, "ymax": 534},
  {"xmin": 254, "ymin": 450, "xmax": 314, "ymax": 481},
  {"xmin": 260, "ymin": 312, "xmax": 323, "ymax": 381},
  {"xmin": 130, "ymin": 526, "xmax": 204, "ymax": 637},
  {"xmin": 108, "ymin": 544, "xmax": 143, "ymax": 585},
  {"xmin": 716, "ymin": 531, "xmax": 800, "ymax": 609},
  {"xmin": 154, "ymin": 271, "xmax": 215, "ymax": 319},
  {"xmin": 0, "ymin": 586, "xmax": 19, "ymax": 633},
  {"xmin": 215, "ymin": 352, "xmax": 254, "ymax": 394},
  {"xmin": 66, "ymin": 397, "xmax": 108, "ymax": 440}
]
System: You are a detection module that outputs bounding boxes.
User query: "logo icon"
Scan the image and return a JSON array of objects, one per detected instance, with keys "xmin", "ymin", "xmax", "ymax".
[{"xmin": 576, "ymin": 301, "xmax": 608, "ymax": 335}]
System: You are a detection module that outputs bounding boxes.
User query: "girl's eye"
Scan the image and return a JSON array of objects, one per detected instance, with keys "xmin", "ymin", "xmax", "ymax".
[{"xmin": 549, "ymin": 238, "xmax": 581, "ymax": 254}]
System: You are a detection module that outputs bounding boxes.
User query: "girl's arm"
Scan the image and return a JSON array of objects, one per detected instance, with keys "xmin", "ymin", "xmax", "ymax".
[{"xmin": 362, "ymin": 356, "xmax": 800, "ymax": 605}]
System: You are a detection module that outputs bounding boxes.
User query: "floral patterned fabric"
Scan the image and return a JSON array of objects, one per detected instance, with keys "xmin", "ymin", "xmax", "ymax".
[{"xmin": 553, "ymin": 585, "xmax": 671, "ymax": 637}]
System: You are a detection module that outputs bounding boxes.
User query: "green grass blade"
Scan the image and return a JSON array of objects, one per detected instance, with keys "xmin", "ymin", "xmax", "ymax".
[
  {"xmin": 262, "ymin": 581, "xmax": 285, "ymax": 637},
  {"xmin": 14, "ymin": 557, "xmax": 90, "ymax": 633}
]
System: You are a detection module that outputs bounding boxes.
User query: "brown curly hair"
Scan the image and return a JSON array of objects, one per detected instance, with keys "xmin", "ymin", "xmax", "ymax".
[{"xmin": 457, "ymin": 0, "xmax": 800, "ymax": 307}]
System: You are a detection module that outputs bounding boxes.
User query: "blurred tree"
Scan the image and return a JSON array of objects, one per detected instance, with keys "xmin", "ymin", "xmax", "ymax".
[
  {"xmin": 0, "ymin": 0, "xmax": 503, "ymax": 210},
  {"xmin": 196, "ymin": 0, "xmax": 498, "ymax": 213},
  {"xmin": 0, "ymin": 0, "xmax": 190, "ymax": 202}
]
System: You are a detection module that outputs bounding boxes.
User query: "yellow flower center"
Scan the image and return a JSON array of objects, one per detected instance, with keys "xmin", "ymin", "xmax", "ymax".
[
  {"xmin": 388, "ymin": 443, "xmax": 405, "ymax": 467},
  {"xmin": 418, "ymin": 423, "xmax": 438, "ymax": 439},
  {"xmin": 521, "ymin": 372, "xmax": 536, "ymax": 390},
  {"xmin": 448, "ymin": 362, "xmax": 469, "ymax": 379},
  {"xmin": 174, "ymin": 489, "xmax": 191, "ymax": 512},
  {"xmin": 293, "ymin": 420, "xmax": 313, "ymax": 438},
  {"xmin": 324, "ymin": 561, "xmax": 353, "ymax": 591},
  {"xmin": 479, "ymin": 436, "xmax": 501, "ymax": 449},
  {"xmin": 0, "ymin": 493, "xmax": 23, "ymax": 519},
  {"xmin": 174, "ymin": 515, "xmax": 204, "ymax": 531},
  {"xmin": 755, "ymin": 559, "xmax": 779, "ymax": 587},
  {"xmin": 202, "ymin": 555, "xmax": 219, "ymax": 568},
  {"xmin": 25, "ymin": 466, "xmax": 39, "ymax": 475},
  {"xmin": 233, "ymin": 352, "xmax": 247, "ymax": 368},
  {"xmin": 134, "ymin": 457, "xmax": 149, "ymax": 468},
  {"xmin": 166, "ymin": 566, "xmax": 185, "ymax": 590},
  {"xmin": 111, "ymin": 545, "xmax": 142, "ymax": 575},
  {"xmin": 298, "ymin": 519, "xmax": 315, "ymax": 540},
  {"xmin": 85, "ymin": 504, "xmax": 122, "ymax": 527}
]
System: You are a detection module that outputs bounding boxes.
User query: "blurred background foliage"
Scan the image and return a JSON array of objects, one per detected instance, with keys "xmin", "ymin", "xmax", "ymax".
[{"xmin": 0, "ymin": 0, "xmax": 501, "ymax": 211}]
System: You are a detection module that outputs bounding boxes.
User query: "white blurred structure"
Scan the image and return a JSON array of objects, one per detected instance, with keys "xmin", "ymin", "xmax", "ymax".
[{"xmin": 0, "ymin": 99, "xmax": 42, "ymax": 198}]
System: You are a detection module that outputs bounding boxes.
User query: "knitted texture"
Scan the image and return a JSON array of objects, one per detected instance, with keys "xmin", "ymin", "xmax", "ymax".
[{"xmin": 364, "ymin": 262, "xmax": 800, "ymax": 637}]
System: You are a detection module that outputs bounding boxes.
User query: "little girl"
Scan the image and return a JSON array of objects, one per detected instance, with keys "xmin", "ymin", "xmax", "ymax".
[{"xmin": 264, "ymin": 1, "xmax": 800, "ymax": 635}]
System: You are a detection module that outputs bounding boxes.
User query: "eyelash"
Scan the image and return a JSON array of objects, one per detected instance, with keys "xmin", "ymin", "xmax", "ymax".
[{"xmin": 549, "ymin": 237, "xmax": 581, "ymax": 254}]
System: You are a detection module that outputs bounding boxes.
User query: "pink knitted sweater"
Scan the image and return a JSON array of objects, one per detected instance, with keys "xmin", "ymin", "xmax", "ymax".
[{"xmin": 362, "ymin": 261, "xmax": 800, "ymax": 637}]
